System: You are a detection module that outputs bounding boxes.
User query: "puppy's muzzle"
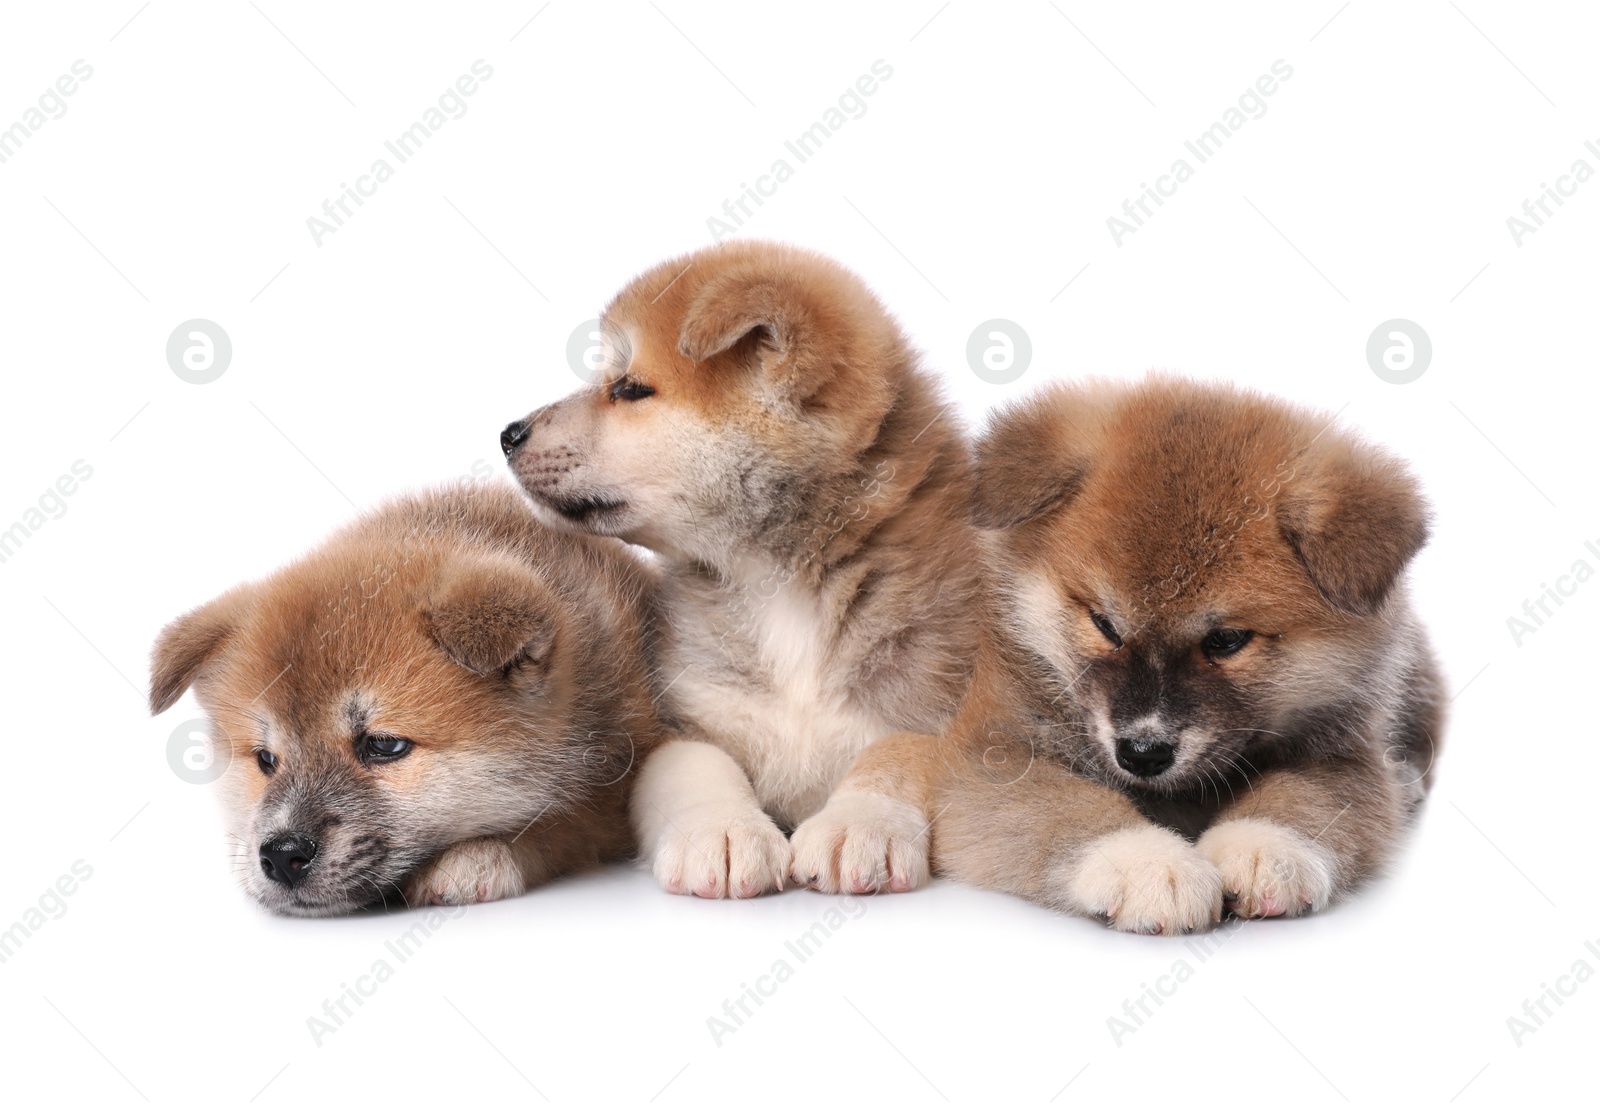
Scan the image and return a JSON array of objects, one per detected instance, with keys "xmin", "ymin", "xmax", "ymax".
[
  {"xmin": 500, "ymin": 418, "xmax": 532, "ymax": 458},
  {"xmin": 259, "ymin": 832, "xmax": 318, "ymax": 887},
  {"xmin": 1115, "ymin": 737, "xmax": 1175, "ymax": 778}
]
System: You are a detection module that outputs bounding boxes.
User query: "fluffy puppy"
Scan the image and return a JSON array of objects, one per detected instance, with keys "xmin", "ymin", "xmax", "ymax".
[
  {"xmin": 149, "ymin": 483, "xmax": 660, "ymax": 916},
  {"xmin": 846, "ymin": 376, "xmax": 1443, "ymax": 932},
  {"xmin": 502, "ymin": 241, "xmax": 983, "ymax": 897}
]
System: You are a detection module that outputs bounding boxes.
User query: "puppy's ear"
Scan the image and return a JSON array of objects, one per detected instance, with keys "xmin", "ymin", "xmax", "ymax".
[
  {"xmin": 150, "ymin": 587, "xmax": 251, "ymax": 715},
  {"xmin": 972, "ymin": 391, "xmax": 1091, "ymax": 529},
  {"xmin": 1276, "ymin": 444, "xmax": 1430, "ymax": 616},
  {"xmin": 424, "ymin": 554, "xmax": 560, "ymax": 681},
  {"xmin": 677, "ymin": 272, "xmax": 830, "ymax": 399}
]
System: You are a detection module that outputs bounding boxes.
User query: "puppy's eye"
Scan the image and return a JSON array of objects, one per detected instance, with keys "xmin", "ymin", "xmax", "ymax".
[
  {"xmin": 359, "ymin": 733, "xmax": 412, "ymax": 762},
  {"xmin": 1202, "ymin": 628, "xmax": 1254, "ymax": 660},
  {"xmin": 256, "ymin": 749, "xmax": 278, "ymax": 776},
  {"xmin": 608, "ymin": 377, "xmax": 655, "ymax": 402},
  {"xmin": 1089, "ymin": 611, "xmax": 1123, "ymax": 649}
]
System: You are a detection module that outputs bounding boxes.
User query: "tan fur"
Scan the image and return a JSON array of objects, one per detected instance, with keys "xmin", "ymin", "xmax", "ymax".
[
  {"xmin": 836, "ymin": 376, "xmax": 1443, "ymax": 933},
  {"xmin": 504, "ymin": 242, "xmax": 984, "ymax": 897},
  {"xmin": 149, "ymin": 483, "xmax": 662, "ymax": 916}
]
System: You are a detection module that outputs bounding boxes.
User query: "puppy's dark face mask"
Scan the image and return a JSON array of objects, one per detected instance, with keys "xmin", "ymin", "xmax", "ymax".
[
  {"xmin": 151, "ymin": 547, "xmax": 575, "ymax": 916},
  {"xmin": 1016, "ymin": 586, "xmax": 1308, "ymax": 797}
]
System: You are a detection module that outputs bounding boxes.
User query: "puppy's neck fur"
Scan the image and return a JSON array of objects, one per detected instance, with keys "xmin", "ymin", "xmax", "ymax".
[{"xmin": 702, "ymin": 369, "xmax": 965, "ymax": 595}]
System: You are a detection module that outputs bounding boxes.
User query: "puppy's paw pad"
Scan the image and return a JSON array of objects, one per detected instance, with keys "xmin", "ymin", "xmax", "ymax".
[
  {"xmin": 405, "ymin": 837, "xmax": 525, "ymax": 908},
  {"xmin": 1197, "ymin": 818, "xmax": 1334, "ymax": 919},
  {"xmin": 1064, "ymin": 825, "xmax": 1222, "ymax": 935},
  {"xmin": 651, "ymin": 813, "xmax": 791, "ymax": 899},
  {"xmin": 790, "ymin": 793, "xmax": 931, "ymax": 895}
]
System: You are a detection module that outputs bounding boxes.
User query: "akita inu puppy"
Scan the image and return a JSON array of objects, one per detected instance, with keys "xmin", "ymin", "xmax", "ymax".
[
  {"xmin": 845, "ymin": 376, "xmax": 1443, "ymax": 932},
  {"xmin": 150, "ymin": 484, "xmax": 660, "ymax": 916},
  {"xmin": 503, "ymin": 242, "xmax": 983, "ymax": 897}
]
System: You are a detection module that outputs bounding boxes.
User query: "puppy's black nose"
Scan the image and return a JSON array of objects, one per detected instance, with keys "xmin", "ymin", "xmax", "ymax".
[
  {"xmin": 1115, "ymin": 738, "xmax": 1175, "ymax": 778},
  {"xmin": 259, "ymin": 833, "xmax": 318, "ymax": 887},
  {"xmin": 500, "ymin": 418, "xmax": 531, "ymax": 457}
]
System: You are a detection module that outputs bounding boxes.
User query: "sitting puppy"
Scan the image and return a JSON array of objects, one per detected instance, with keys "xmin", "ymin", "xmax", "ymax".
[
  {"xmin": 849, "ymin": 376, "xmax": 1444, "ymax": 932},
  {"xmin": 149, "ymin": 483, "xmax": 660, "ymax": 916},
  {"xmin": 502, "ymin": 242, "xmax": 983, "ymax": 897}
]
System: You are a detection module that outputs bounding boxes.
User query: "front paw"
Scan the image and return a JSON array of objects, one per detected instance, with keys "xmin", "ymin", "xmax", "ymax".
[
  {"xmin": 790, "ymin": 793, "xmax": 930, "ymax": 894},
  {"xmin": 405, "ymin": 837, "xmax": 526, "ymax": 907},
  {"xmin": 1064, "ymin": 825, "xmax": 1223, "ymax": 935},
  {"xmin": 1197, "ymin": 818, "xmax": 1335, "ymax": 919},
  {"xmin": 650, "ymin": 808, "xmax": 790, "ymax": 899}
]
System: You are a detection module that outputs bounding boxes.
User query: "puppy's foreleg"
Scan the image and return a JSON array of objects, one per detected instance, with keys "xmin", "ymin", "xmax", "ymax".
[
  {"xmin": 938, "ymin": 745, "xmax": 1223, "ymax": 935},
  {"xmin": 404, "ymin": 833, "xmax": 557, "ymax": 907},
  {"xmin": 631, "ymin": 738, "xmax": 791, "ymax": 899},
  {"xmin": 1196, "ymin": 757, "xmax": 1401, "ymax": 918},
  {"xmin": 790, "ymin": 731, "xmax": 941, "ymax": 894}
]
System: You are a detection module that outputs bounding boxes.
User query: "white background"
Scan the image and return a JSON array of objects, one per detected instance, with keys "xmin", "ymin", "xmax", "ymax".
[{"xmin": 0, "ymin": 2, "xmax": 1594, "ymax": 1101}]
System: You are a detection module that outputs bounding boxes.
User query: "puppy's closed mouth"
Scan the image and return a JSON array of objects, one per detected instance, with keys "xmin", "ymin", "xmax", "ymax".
[
  {"xmin": 262, "ymin": 872, "xmax": 411, "ymax": 916},
  {"xmin": 264, "ymin": 891, "xmax": 382, "ymax": 918},
  {"xmin": 547, "ymin": 494, "xmax": 625, "ymax": 523}
]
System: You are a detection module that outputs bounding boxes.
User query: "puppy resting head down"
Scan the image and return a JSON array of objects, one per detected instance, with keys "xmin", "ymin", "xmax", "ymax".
[
  {"xmin": 150, "ymin": 484, "xmax": 656, "ymax": 916},
  {"xmin": 974, "ymin": 377, "xmax": 1434, "ymax": 800}
]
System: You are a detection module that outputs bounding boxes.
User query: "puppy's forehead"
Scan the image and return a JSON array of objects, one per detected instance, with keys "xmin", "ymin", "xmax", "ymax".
[
  {"xmin": 229, "ymin": 551, "xmax": 434, "ymax": 720},
  {"xmin": 603, "ymin": 252, "xmax": 713, "ymax": 355},
  {"xmin": 1032, "ymin": 562, "xmax": 1230, "ymax": 639},
  {"xmin": 606, "ymin": 242, "xmax": 761, "ymax": 317},
  {"xmin": 1075, "ymin": 472, "xmax": 1263, "ymax": 598},
  {"xmin": 587, "ymin": 313, "xmax": 640, "ymax": 382},
  {"xmin": 601, "ymin": 242, "xmax": 798, "ymax": 368},
  {"xmin": 599, "ymin": 300, "xmax": 746, "ymax": 406},
  {"xmin": 239, "ymin": 635, "xmax": 388, "ymax": 742},
  {"xmin": 253, "ymin": 694, "xmax": 371, "ymax": 756},
  {"xmin": 606, "ymin": 251, "xmax": 717, "ymax": 320},
  {"xmin": 279, "ymin": 564, "xmax": 418, "ymax": 649},
  {"xmin": 1055, "ymin": 408, "xmax": 1321, "ymax": 621}
]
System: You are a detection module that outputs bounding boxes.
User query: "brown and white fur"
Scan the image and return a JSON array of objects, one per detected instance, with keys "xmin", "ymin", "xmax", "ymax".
[
  {"xmin": 149, "ymin": 483, "xmax": 661, "ymax": 916},
  {"xmin": 502, "ymin": 241, "xmax": 982, "ymax": 897},
  {"xmin": 838, "ymin": 376, "xmax": 1444, "ymax": 932}
]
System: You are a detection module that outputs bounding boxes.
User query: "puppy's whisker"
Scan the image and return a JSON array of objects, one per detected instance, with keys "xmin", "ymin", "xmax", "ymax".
[{"xmin": 1215, "ymin": 727, "xmax": 1290, "ymax": 741}]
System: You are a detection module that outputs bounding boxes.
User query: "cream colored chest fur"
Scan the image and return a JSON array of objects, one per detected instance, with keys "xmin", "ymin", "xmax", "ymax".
[{"xmin": 662, "ymin": 573, "xmax": 890, "ymax": 828}]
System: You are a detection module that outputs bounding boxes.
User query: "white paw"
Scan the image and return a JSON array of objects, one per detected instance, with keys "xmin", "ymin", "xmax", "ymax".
[
  {"xmin": 405, "ymin": 837, "xmax": 526, "ymax": 907},
  {"xmin": 1064, "ymin": 824, "xmax": 1223, "ymax": 935},
  {"xmin": 790, "ymin": 793, "xmax": 931, "ymax": 894},
  {"xmin": 650, "ymin": 807, "xmax": 790, "ymax": 899},
  {"xmin": 1197, "ymin": 818, "xmax": 1335, "ymax": 919}
]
